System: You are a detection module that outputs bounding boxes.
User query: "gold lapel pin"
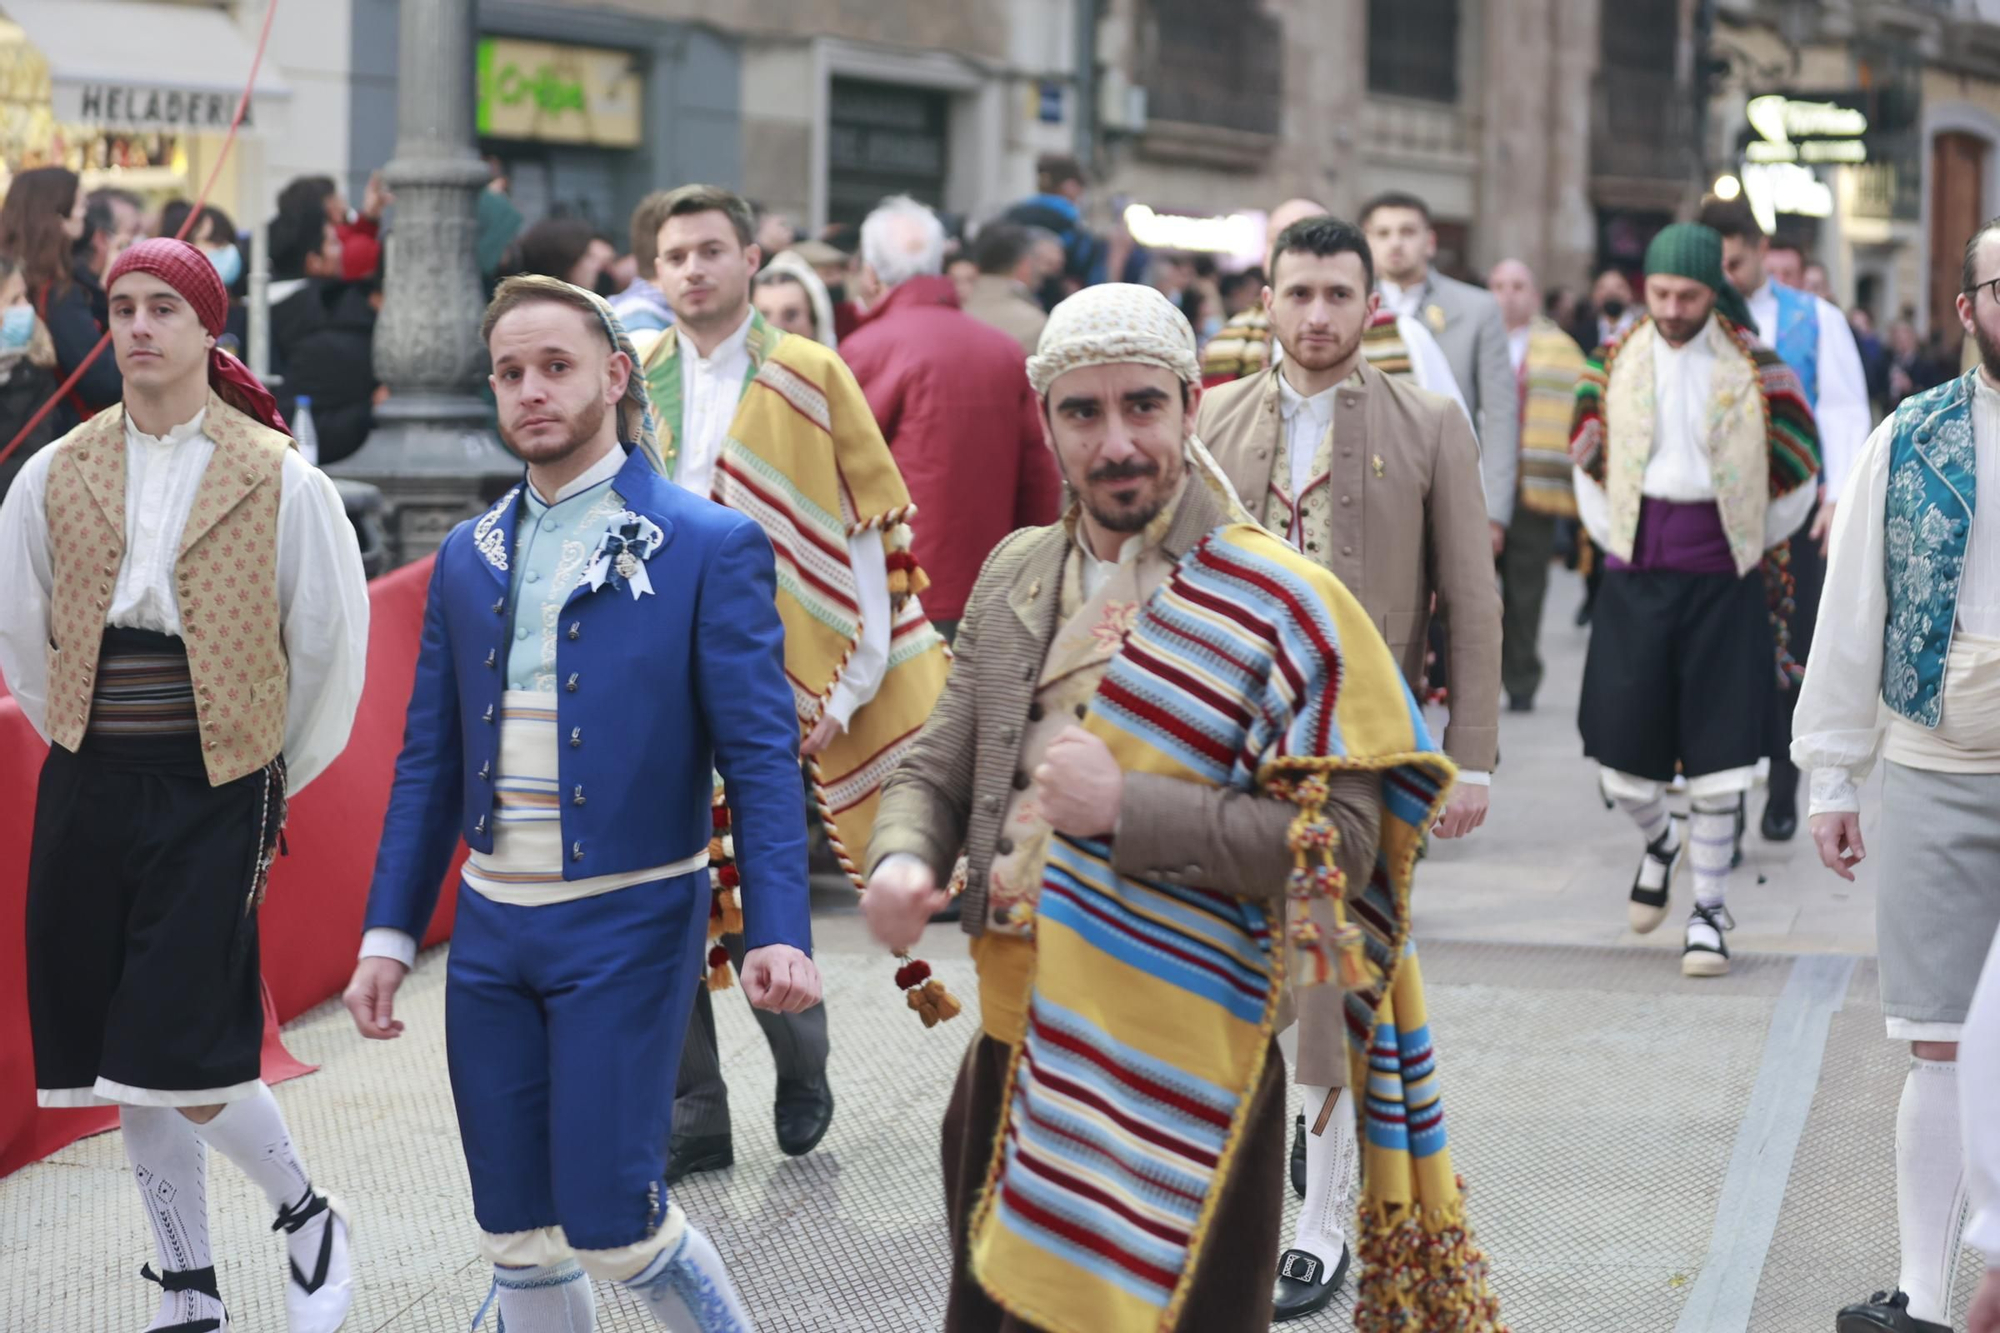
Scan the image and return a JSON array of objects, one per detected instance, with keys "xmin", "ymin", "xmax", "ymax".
[{"xmin": 1372, "ymin": 454, "xmax": 1386, "ymax": 478}]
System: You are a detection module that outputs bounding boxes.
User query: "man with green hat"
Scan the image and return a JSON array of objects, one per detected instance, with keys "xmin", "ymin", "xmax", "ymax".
[{"xmin": 1568, "ymin": 221, "xmax": 1820, "ymax": 977}]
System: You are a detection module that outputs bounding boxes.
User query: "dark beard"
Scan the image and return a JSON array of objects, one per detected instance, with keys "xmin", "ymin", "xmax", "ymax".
[
  {"xmin": 503, "ymin": 393, "xmax": 609, "ymax": 464},
  {"xmin": 1080, "ymin": 458, "xmax": 1169, "ymax": 533},
  {"xmin": 1976, "ymin": 320, "xmax": 2000, "ymax": 382}
]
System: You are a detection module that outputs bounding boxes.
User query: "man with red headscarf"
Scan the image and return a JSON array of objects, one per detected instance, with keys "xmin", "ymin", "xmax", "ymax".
[{"xmin": 0, "ymin": 238, "xmax": 370, "ymax": 1333}]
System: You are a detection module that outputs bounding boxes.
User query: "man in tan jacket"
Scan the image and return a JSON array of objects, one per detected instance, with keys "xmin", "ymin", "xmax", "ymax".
[
  {"xmin": 1197, "ymin": 213, "xmax": 1501, "ymax": 1319},
  {"xmin": 959, "ymin": 221, "xmax": 1051, "ymax": 356},
  {"xmin": 864, "ymin": 283, "xmax": 1390, "ymax": 1329}
]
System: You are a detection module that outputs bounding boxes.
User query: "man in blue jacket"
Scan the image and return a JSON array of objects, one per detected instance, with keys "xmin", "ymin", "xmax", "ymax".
[{"xmin": 342, "ymin": 275, "xmax": 818, "ymax": 1331}]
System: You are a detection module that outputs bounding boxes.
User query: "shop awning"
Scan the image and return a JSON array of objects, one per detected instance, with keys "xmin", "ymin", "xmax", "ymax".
[{"xmin": 1, "ymin": 0, "xmax": 289, "ymax": 133}]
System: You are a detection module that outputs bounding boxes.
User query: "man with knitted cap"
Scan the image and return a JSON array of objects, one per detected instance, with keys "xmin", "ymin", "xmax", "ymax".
[
  {"xmin": 865, "ymin": 284, "xmax": 1500, "ymax": 1332},
  {"xmin": 0, "ymin": 237, "xmax": 370, "ymax": 1330},
  {"xmin": 1571, "ymin": 222, "xmax": 1820, "ymax": 977}
]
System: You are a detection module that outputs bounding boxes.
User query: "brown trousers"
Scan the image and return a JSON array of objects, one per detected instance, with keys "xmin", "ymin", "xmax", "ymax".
[{"xmin": 941, "ymin": 1032, "xmax": 1287, "ymax": 1333}]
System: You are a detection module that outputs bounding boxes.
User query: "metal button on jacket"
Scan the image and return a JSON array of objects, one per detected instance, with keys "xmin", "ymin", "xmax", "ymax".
[
  {"xmin": 482, "ymin": 703, "xmax": 495, "ymax": 723},
  {"xmin": 491, "ymin": 598, "xmax": 505, "ymax": 614},
  {"xmin": 565, "ymin": 673, "xmax": 579, "ymax": 692},
  {"xmin": 573, "ymin": 785, "xmax": 586, "ymax": 806},
  {"xmin": 1027, "ymin": 702, "xmax": 1044, "ymax": 722},
  {"xmin": 484, "ymin": 648, "xmax": 497, "ymax": 668},
  {"xmin": 474, "ymin": 815, "xmax": 487, "ymax": 835},
  {"xmin": 478, "ymin": 760, "xmax": 490, "ymax": 781},
  {"xmin": 567, "ymin": 622, "xmax": 581, "ymax": 641},
  {"xmin": 996, "ymin": 836, "xmax": 1015, "ymax": 855},
  {"xmin": 571, "ymin": 841, "xmax": 585, "ymax": 861},
  {"xmin": 570, "ymin": 727, "xmax": 583, "ymax": 748}
]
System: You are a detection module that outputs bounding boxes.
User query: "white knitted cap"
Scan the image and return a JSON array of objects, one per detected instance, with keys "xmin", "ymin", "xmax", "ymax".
[{"xmin": 1026, "ymin": 282, "xmax": 1202, "ymax": 397}]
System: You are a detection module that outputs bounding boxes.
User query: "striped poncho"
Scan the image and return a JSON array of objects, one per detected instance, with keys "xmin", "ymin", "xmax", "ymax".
[
  {"xmin": 969, "ymin": 521, "xmax": 1502, "ymax": 1333},
  {"xmin": 1515, "ymin": 316, "xmax": 1589, "ymax": 518},
  {"xmin": 1570, "ymin": 313, "xmax": 1818, "ymax": 578}
]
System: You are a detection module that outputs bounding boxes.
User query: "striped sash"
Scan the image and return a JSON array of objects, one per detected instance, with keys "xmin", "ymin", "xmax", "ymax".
[{"xmin": 81, "ymin": 627, "xmax": 201, "ymax": 768}]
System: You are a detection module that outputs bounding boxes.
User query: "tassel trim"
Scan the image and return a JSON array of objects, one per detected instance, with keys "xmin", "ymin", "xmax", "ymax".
[{"xmin": 1351, "ymin": 1182, "xmax": 1508, "ymax": 1333}]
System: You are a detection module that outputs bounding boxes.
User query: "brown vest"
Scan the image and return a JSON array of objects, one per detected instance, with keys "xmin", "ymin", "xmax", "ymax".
[{"xmin": 43, "ymin": 392, "xmax": 292, "ymax": 785}]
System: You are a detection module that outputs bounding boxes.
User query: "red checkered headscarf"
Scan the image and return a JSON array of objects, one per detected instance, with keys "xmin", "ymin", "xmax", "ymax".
[{"xmin": 105, "ymin": 237, "xmax": 290, "ymax": 437}]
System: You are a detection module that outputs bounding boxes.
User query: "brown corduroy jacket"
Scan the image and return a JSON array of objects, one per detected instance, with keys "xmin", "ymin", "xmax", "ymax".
[
  {"xmin": 867, "ymin": 476, "xmax": 1379, "ymax": 938},
  {"xmin": 1198, "ymin": 360, "xmax": 1502, "ymax": 773}
]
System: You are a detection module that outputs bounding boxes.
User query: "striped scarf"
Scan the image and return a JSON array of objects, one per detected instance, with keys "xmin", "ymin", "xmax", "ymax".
[
  {"xmin": 1515, "ymin": 316, "xmax": 1588, "ymax": 518},
  {"xmin": 638, "ymin": 316, "xmax": 950, "ymax": 886},
  {"xmin": 969, "ymin": 523, "xmax": 1501, "ymax": 1333},
  {"xmin": 1569, "ymin": 314, "xmax": 1818, "ymax": 577},
  {"xmin": 1360, "ymin": 309, "xmax": 1413, "ymax": 378}
]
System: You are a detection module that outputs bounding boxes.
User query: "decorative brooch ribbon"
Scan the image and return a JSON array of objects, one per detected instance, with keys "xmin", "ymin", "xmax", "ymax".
[{"xmin": 585, "ymin": 511, "xmax": 664, "ymax": 600}]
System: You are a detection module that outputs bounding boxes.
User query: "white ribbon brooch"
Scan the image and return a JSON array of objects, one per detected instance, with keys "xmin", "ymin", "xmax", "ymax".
[{"xmin": 585, "ymin": 511, "xmax": 664, "ymax": 600}]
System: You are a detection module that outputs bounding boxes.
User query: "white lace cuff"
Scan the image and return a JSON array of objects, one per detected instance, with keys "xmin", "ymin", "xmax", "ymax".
[{"xmin": 1807, "ymin": 766, "xmax": 1861, "ymax": 816}]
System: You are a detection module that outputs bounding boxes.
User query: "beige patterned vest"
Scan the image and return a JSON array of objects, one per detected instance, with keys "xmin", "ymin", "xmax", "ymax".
[
  {"xmin": 42, "ymin": 392, "xmax": 292, "ymax": 785},
  {"xmin": 1263, "ymin": 400, "xmax": 1340, "ymax": 565}
]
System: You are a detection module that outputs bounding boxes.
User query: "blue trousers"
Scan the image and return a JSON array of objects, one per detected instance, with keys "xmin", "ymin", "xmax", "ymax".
[{"xmin": 445, "ymin": 870, "xmax": 708, "ymax": 1252}]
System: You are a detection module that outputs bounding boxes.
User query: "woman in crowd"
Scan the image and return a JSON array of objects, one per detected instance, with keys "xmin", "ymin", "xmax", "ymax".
[
  {"xmin": 0, "ymin": 166, "xmax": 118, "ymax": 433},
  {"xmin": 752, "ymin": 251, "xmax": 840, "ymax": 347}
]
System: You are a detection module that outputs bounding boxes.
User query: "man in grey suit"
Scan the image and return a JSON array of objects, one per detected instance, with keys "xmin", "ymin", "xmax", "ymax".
[{"xmin": 1361, "ymin": 191, "xmax": 1520, "ymax": 553}]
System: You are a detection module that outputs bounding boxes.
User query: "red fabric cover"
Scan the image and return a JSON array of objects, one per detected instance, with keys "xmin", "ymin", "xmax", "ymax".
[
  {"xmin": 838, "ymin": 274, "xmax": 1062, "ymax": 620},
  {"xmin": 103, "ymin": 237, "xmax": 290, "ymax": 436},
  {"xmin": 0, "ymin": 555, "xmax": 462, "ymax": 1177},
  {"xmin": 337, "ymin": 216, "xmax": 383, "ymax": 283}
]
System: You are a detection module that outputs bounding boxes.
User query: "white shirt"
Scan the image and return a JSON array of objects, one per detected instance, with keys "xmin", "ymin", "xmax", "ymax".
[
  {"xmin": 1642, "ymin": 324, "xmax": 1719, "ymax": 501},
  {"xmin": 1276, "ymin": 372, "xmax": 1338, "ymax": 504},
  {"xmin": 1746, "ymin": 281, "xmax": 1874, "ymax": 500},
  {"xmin": 669, "ymin": 313, "xmax": 888, "ymax": 729},
  {"xmin": 0, "ymin": 408, "xmax": 370, "ymax": 792},
  {"xmin": 1507, "ymin": 325, "xmax": 1530, "ymax": 373},
  {"xmin": 1377, "ymin": 277, "xmax": 1426, "ymax": 320},
  {"xmin": 1792, "ymin": 372, "xmax": 2000, "ymax": 813}
]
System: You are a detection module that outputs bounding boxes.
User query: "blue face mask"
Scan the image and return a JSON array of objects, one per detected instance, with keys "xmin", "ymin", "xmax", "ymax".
[
  {"xmin": 0, "ymin": 304, "xmax": 34, "ymax": 351},
  {"xmin": 202, "ymin": 244, "xmax": 243, "ymax": 288}
]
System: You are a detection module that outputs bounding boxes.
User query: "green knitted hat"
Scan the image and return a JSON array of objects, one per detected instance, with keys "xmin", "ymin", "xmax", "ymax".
[{"xmin": 1644, "ymin": 222, "xmax": 1754, "ymax": 330}]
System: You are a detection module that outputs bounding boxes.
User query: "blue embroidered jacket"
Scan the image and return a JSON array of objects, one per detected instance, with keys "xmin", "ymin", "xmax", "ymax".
[
  {"xmin": 1769, "ymin": 282, "xmax": 1819, "ymax": 406},
  {"xmin": 362, "ymin": 445, "xmax": 812, "ymax": 952},
  {"xmin": 1882, "ymin": 369, "xmax": 1980, "ymax": 728}
]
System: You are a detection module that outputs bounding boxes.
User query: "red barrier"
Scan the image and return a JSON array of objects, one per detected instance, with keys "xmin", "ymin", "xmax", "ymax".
[{"xmin": 1, "ymin": 555, "xmax": 462, "ymax": 1177}]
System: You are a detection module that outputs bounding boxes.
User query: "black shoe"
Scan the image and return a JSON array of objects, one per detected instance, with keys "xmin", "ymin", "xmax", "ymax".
[
  {"xmin": 1272, "ymin": 1246, "xmax": 1348, "ymax": 1322},
  {"xmin": 1290, "ymin": 1113, "xmax": 1306, "ymax": 1198},
  {"xmin": 666, "ymin": 1133, "xmax": 734, "ymax": 1184},
  {"xmin": 1507, "ymin": 693, "xmax": 1534, "ymax": 713},
  {"xmin": 1836, "ymin": 1290, "xmax": 1952, "ymax": 1333},
  {"xmin": 1760, "ymin": 792, "xmax": 1798, "ymax": 842},
  {"xmin": 1628, "ymin": 818, "xmax": 1684, "ymax": 934},
  {"xmin": 775, "ymin": 1077, "xmax": 834, "ymax": 1157}
]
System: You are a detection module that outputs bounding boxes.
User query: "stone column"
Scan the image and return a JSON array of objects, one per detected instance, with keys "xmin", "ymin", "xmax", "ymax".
[{"xmin": 330, "ymin": 0, "xmax": 519, "ymax": 566}]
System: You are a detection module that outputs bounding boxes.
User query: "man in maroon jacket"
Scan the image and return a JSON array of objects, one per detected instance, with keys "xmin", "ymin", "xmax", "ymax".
[{"xmin": 840, "ymin": 197, "xmax": 1062, "ymax": 640}]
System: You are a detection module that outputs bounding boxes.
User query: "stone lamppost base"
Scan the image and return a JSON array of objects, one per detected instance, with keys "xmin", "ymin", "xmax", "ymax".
[{"xmin": 330, "ymin": 393, "xmax": 521, "ymax": 566}]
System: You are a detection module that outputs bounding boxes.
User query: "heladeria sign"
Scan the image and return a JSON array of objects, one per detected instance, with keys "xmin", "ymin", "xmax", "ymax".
[{"xmin": 58, "ymin": 83, "xmax": 248, "ymax": 130}]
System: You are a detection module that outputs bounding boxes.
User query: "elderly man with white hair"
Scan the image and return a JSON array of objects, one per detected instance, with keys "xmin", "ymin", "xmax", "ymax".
[
  {"xmin": 841, "ymin": 195, "xmax": 1062, "ymax": 641},
  {"xmin": 864, "ymin": 282, "xmax": 1503, "ymax": 1333}
]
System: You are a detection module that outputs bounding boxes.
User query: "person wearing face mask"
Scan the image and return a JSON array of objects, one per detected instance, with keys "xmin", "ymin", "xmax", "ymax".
[
  {"xmin": 0, "ymin": 166, "xmax": 121, "ymax": 433},
  {"xmin": 160, "ymin": 200, "xmax": 250, "ymax": 359},
  {"xmin": 267, "ymin": 203, "xmax": 379, "ymax": 466},
  {"xmin": 0, "ymin": 255, "xmax": 61, "ymax": 502}
]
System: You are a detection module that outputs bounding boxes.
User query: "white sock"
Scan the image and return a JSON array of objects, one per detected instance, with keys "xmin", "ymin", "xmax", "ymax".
[
  {"xmin": 623, "ymin": 1222, "xmax": 752, "ymax": 1331},
  {"xmin": 122, "ymin": 1106, "xmax": 225, "ymax": 1330},
  {"xmin": 188, "ymin": 1083, "xmax": 328, "ymax": 1283},
  {"xmin": 1897, "ymin": 1057, "xmax": 1969, "ymax": 1323},
  {"xmin": 1615, "ymin": 792, "xmax": 1674, "ymax": 847},
  {"xmin": 494, "ymin": 1259, "xmax": 596, "ymax": 1331},
  {"xmin": 1687, "ymin": 799, "xmax": 1735, "ymax": 909},
  {"xmin": 1290, "ymin": 1085, "xmax": 1354, "ymax": 1272}
]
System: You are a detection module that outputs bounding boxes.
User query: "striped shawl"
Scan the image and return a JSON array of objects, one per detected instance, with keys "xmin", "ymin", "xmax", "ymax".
[
  {"xmin": 1515, "ymin": 316, "xmax": 1588, "ymax": 518},
  {"xmin": 638, "ymin": 316, "xmax": 950, "ymax": 884},
  {"xmin": 1569, "ymin": 314, "xmax": 1818, "ymax": 577},
  {"xmin": 968, "ymin": 523, "xmax": 1501, "ymax": 1333}
]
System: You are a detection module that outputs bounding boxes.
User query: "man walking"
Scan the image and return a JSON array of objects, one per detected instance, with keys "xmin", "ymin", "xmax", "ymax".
[
  {"xmin": 1572, "ymin": 223, "xmax": 1819, "ymax": 978},
  {"xmin": 1362, "ymin": 191, "xmax": 1520, "ymax": 547},
  {"xmin": 1199, "ymin": 214, "xmax": 1502, "ymax": 1318},
  {"xmin": 959, "ymin": 221, "xmax": 1050, "ymax": 357},
  {"xmin": 841, "ymin": 195, "xmax": 1063, "ymax": 642},
  {"xmin": 864, "ymin": 282, "xmax": 1498, "ymax": 1333},
  {"xmin": 633, "ymin": 185, "xmax": 952, "ymax": 1178},
  {"xmin": 0, "ymin": 237, "xmax": 369, "ymax": 1333},
  {"xmin": 1700, "ymin": 195, "xmax": 1874, "ymax": 842},
  {"xmin": 1798, "ymin": 218, "xmax": 2000, "ymax": 1333},
  {"xmin": 347, "ymin": 275, "xmax": 819, "ymax": 1331},
  {"xmin": 1488, "ymin": 258, "xmax": 1589, "ymax": 712}
]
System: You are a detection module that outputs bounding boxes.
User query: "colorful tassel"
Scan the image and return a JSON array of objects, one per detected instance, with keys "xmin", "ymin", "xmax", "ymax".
[
  {"xmin": 719, "ymin": 887, "xmax": 744, "ymax": 937},
  {"xmin": 894, "ymin": 956, "xmax": 962, "ymax": 1028},
  {"xmin": 705, "ymin": 943, "xmax": 734, "ymax": 992}
]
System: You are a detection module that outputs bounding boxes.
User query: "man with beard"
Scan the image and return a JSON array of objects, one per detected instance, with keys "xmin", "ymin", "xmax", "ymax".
[
  {"xmin": 864, "ymin": 282, "xmax": 1500, "ymax": 1333},
  {"xmin": 1699, "ymin": 196, "xmax": 1874, "ymax": 843},
  {"xmin": 1796, "ymin": 218, "xmax": 2000, "ymax": 1333},
  {"xmin": 631, "ymin": 185, "xmax": 950, "ymax": 1182},
  {"xmin": 1571, "ymin": 223, "xmax": 1818, "ymax": 979},
  {"xmin": 1196, "ymin": 213, "xmax": 1500, "ymax": 1318},
  {"xmin": 347, "ymin": 275, "xmax": 818, "ymax": 1332}
]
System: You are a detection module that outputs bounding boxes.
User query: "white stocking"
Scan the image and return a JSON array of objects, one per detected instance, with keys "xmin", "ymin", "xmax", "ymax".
[
  {"xmin": 491, "ymin": 1259, "xmax": 596, "ymax": 1332},
  {"xmin": 622, "ymin": 1222, "xmax": 752, "ymax": 1332},
  {"xmin": 122, "ymin": 1106, "xmax": 224, "ymax": 1330},
  {"xmin": 1291, "ymin": 1085, "xmax": 1355, "ymax": 1270},
  {"xmin": 1897, "ymin": 1057, "xmax": 1969, "ymax": 1323}
]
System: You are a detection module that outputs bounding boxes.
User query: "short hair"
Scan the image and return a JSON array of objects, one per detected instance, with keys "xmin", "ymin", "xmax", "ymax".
[
  {"xmin": 511, "ymin": 217, "xmax": 598, "ymax": 282},
  {"xmin": 657, "ymin": 184, "xmax": 755, "ymax": 249},
  {"xmin": 1769, "ymin": 238, "xmax": 1807, "ymax": 259},
  {"xmin": 1268, "ymin": 214, "xmax": 1375, "ymax": 291},
  {"xmin": 1697, "ymin": 195, "xmax": 1765, "ymax": 242},
  {"xmin": 1962, "ymin": 217, "xmax": 2000, "ymax": 293},
  {"xmin": 1220, "ymin": 268, "xmax": 1264, "ymax": 300},
  {"xmin": 479, "ymin": 275, "xmax": 607, "ymax": 347},
  {"xmin": 628, "ymin": 190, "xmax": 677, "ymax": 272},
  {"xmin": 269, "ymin": 206, "xmax": 330, "ymax": 279},
  {"xmin": 860, "ymin": 195, "xmax": 947, "ymax": 289},
  {"xmin": 1036, "ymin": 154, "xmax": 1086, "ymax": 191},
  {"xmin": 276, "ymin": 175, "xmax": 340, "ymax": 221},
  {"xmin": 1358, "ymin": 191, "xmax": 1432, "ymax": 228},
  {"xmin": 972, "ymin": 221, "xmax": 1034, "ymax": 276}
]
